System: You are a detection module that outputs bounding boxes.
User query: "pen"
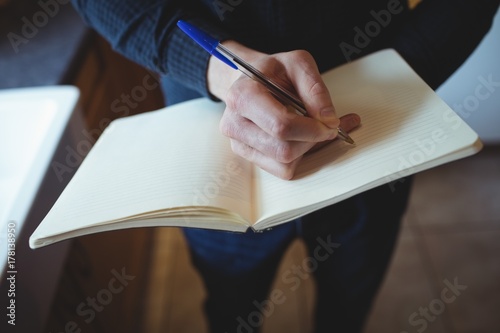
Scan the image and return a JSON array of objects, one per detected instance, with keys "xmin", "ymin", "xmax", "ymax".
[{"xmin": 177, "ymin": 20, "xmax": 355, "ymax": 145}]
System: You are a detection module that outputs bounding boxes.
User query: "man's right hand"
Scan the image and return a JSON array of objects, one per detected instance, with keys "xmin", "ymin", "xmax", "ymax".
[{"xmin": 208, "ymin": 41, "xmax": 360, "ymax": 180}]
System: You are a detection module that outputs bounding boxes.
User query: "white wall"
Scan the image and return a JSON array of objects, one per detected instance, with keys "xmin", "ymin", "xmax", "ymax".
[{"xmin": 437, "ymin": 7, "xmax": 500, "ymax": 144}]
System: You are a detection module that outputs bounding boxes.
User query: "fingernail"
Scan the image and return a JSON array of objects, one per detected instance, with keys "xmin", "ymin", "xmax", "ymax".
[
  {"xmin": 320, "ymin": 107, "xmax": 340, "ymax": 126},
  {"xmin": 350, "ymin": 114, "xmax": 361, "ymax": 127},
  {"xmin": 320, "ymin": 106, "xmax": 336, "ymax": 118}
]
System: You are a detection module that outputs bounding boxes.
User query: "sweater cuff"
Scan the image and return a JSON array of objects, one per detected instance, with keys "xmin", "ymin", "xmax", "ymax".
[{"xmin": 164, "ymin": 19, "xmax": 232, "ymax": 100}]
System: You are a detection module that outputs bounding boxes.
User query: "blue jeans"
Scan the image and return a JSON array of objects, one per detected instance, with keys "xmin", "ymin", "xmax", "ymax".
[{"xmin": 162, "ymin": 77, "xmax": 413, "ymax": 333}]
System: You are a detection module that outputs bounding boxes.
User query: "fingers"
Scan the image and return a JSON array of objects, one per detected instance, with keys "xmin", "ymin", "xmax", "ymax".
[
  {"xmin": 309, "ymin": 113, "xmax": 361, "ymax": 153},
  {"xmin": 220, "ymin": 111, "xmax": 361, "ymax": 180},
  {"xmin": 281, "ymin": 51, "xmax": 340, "ymax": 130},
  {"xmin": 220, "ymin": 111, "xmax": 315, "ymax": 164},
  {"xmin": 339, "ymin": 113, "xmax": 362, "ymax": 132},
  {"xmin": 219, "ymin": 49, "xmax": 358, "ymax": 180},
  {"xmin": 225, "ymin": 77, "xmax": 337, "ymax": 143},
  {"xmin": 230, "ymin": 139, "xmax": 304, "ymax": 180}
]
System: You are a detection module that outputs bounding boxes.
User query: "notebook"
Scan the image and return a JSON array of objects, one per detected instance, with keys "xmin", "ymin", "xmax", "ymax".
[{"xmin": 29, "ymin": 49, "xmax": 482, "ymax": 249}]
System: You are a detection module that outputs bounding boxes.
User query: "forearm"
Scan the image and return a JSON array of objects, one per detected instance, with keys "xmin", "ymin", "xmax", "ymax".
[
  {"xmin": 71, "ymin": 0, "xmax": 231, "ymax": 97},
  {"xmin": 391, "ymin": 0, "xmax": 499, "ymax": 89}
]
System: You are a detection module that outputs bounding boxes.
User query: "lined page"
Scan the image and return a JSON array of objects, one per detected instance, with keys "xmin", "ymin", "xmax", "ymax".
[
  {"xmin": 32, "ymin": 99, "xmax": 252, "ymax": 239},
  {"xmin": 253, "ymin": 50, "xmax": 481, "ymax": 227}
]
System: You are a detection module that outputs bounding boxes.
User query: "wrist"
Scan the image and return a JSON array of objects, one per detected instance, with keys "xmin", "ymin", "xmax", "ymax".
[{"xmin": 207, "ymin": 40, "xmax": 265, "ymax": 101}]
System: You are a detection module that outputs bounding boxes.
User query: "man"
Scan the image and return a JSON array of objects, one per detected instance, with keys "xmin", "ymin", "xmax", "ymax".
[{"xmin": 71, "ymin": 0, "xmax": 499, "ymax": 331}]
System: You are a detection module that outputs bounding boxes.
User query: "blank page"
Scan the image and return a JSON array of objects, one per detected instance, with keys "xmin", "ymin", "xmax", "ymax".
[
  {"xmin": 254, "ymin": 49, "xmax": 481, "ymax": 227},
  {"xmin": 32, "ymin": 99, "xmax": 252, "ymax": 240}
]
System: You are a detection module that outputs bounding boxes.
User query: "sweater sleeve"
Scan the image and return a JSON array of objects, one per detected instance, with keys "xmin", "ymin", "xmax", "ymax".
[
  {"xmin": 71, "ymin": 0, "xmax": 232, "ymax": 98},
  {"xmin": 391, "ymin": 0, "xmax": 499, "ymax": 89}
]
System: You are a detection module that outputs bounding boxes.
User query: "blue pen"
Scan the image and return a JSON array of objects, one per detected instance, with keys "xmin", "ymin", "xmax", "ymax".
[{"xmin": 176, "ymin": 20, "xmax": 355, "ymax": 144}]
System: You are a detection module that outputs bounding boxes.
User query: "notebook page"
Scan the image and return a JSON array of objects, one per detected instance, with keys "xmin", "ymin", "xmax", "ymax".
[
  {"xmin": 32, "ymin": 99, "xmax": 252, "ymax": 239},
  {"xmin": 253, "ymin": 49, "xmax": 480, "ymax": 226}
]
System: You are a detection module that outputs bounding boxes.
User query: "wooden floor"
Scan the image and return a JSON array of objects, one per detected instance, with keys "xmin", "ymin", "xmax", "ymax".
[{"xmin": 140, "ymin": 146, "xmax": 500, "ymax": 333}]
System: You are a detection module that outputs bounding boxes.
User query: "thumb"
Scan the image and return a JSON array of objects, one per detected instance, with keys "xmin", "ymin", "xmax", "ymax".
[{"xmin": 285, "ymin": 51, "xmax": 340, "ymax": 129}]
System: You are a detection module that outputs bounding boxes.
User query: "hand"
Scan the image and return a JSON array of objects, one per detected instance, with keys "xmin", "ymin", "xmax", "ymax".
[{"xmin": 208, "ymin": 41, "xmax": 361, "ymax": 180}]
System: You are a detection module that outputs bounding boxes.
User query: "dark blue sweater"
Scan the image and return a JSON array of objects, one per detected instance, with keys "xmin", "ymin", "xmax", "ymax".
[{"xmin": 72, "ymin": 0, "xmax": 499, "ymax": 96}]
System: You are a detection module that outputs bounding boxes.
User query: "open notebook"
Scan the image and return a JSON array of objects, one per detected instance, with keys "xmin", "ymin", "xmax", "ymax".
[{"xmin": 30, "ymin": 49, "xmax": 482, "ymax": 248}]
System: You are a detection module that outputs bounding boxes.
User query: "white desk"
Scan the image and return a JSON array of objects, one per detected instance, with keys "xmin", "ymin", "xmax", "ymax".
[{"xmin": 0, "ymin": 86, "xmax": 83, "ymax": 331}]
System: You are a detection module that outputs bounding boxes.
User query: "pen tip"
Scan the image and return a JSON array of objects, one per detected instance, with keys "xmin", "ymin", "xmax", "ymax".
[
  {"xmin": 337, "ymin": 127, "xmax": 355, "ymax": 145},
  {"xmin": 346, "ymin": 137, "xmax": 356, "ymax": 145}
]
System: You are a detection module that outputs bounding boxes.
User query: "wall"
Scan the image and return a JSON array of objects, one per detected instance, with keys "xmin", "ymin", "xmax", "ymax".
[{"xmin": 437, "ymin": 7, "xmax": 500, "ymax": 144}]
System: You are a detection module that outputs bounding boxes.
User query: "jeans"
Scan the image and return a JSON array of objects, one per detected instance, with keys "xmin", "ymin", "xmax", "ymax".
[{"xmin": 162, "ymin": 77, "xmax": 413, "ymax": 333}]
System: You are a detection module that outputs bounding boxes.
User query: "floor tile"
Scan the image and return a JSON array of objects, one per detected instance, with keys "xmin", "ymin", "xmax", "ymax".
[
  {"xmin": 167, "ymin": 228, "xmax": 208, "ymax": 333},
  {"xmin": 364, "ymin": 226, "xmax": 449, "ymax": 333},
  {"xmin": 401, "ymin": 205, "xmax": 420, "ymax": 226},
  {"xmin": 262, "ymin": 239, "xmax": 315, "ymax": 333},
  {"xmin": 142, "ymin": 227, "xmax": 184, "ymax": 333},
  {"xmin": 408, "ymin": 146, "xmax": 500, "ymax": 231},
  {"xmin": 421, "ymin": 230, "xmax": 500, "ymax": 333}
]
